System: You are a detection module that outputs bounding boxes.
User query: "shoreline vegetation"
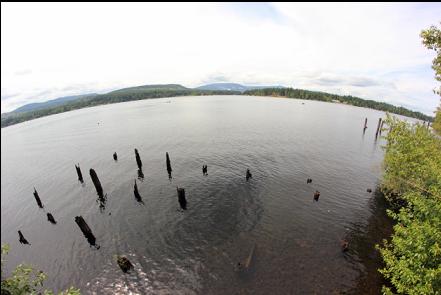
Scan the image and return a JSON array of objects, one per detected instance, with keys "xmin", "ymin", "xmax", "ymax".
[
  {"xmin": 377, "ymin": 115, "xmax": 441, "ymax": 294},
  {"xmin": 1, "ymin": 85, "xmax": 433, "ymax": 128}
]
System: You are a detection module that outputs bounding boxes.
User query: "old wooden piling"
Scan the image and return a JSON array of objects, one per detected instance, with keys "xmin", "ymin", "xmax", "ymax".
[
  {"xmin": 177, "ymin": 187, "xmax": 187, "ymax": 210},
  {"xmin": 89, "ymin": 169, "xmax": 103, "ymax": 197},
  {"xmin": 137, "ymin": 169, "xmax": 144, "ymax": 180},
  {"xmin": 166, "ymin": 152, "xmax": 172, "ymax": 177},
  {"xmin": 367, "ymin": 188, "xmax": 372, "ymax": 193},
  {"xmin": 117, "ymin": 256, "xmax": 134, "ymax": 273},
  {"xmin": 375, "ymin": 118, "xmax": 382, "ymax": 137},
  {"xmin": 363, "ymin": 118, "xmax": 368, "ymax": 130},
  {"xmin": 307, "ymin": 178, "xmax": 312, "ymax": 184},
  {"xmin": 33, "ymin": 188, "xmax": 43, "ymax": 208},
  {"xmin": 313, "ymin": 190, "xmax": 320, "ymax": 201},
  {"xmin": 47, "ymin": 213, "xmax": 57, "ymax": 224},
  {"xmin": 202, "ymin": 165, "xmax": 208, "ymax": 175},
  {"xmin": 246, "ymin": 169, "xmax": 252, "ymax": 181},
  {"xmin": 134, "ymin": 180, "xmax": 142, "ymax": 202},
  {"xmin": 341, "ymin": 239, "xmax": 349, "ymax": 252},
  {"xmin": 75, "ymin": 216, "xmax": 96, "ymax": 246},
  {"xmin": 75, "ymin": 164, "xmax": 84, "ymax": 183},
  {"xmin": 113, "ymin": 152, "xmax": 118, "ymax": 161},
  {"xmin": 135, "ymin": 148, "xmax": 142, "ymax": 170},
  {"xmin": 18, "ymin": 230, "xmax": 30, "ymax": 245}
]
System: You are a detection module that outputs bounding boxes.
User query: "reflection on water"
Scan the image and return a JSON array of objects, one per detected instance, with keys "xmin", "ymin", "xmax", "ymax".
[{"xmin": 1, "ymin": 96, "xmax": 395, "ymax": 294}]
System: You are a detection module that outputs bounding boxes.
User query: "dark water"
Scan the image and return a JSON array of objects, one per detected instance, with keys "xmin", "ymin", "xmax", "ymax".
[{"xmin": 1, "ymin": 96, "xmax": 394, "ymax": 294}]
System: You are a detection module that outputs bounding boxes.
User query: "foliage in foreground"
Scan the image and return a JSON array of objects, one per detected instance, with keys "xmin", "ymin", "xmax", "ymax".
[
  {"xmin": 377, "ymin": 115, "xmax": 441, "ymax": 294},
  {"xmin": 1, "ymin": 244, "xmax": 80, "ymax": 295}
]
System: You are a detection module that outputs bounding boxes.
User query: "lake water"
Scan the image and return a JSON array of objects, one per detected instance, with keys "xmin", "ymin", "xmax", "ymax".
[{"xmin": 1, "ymin": 95, "xmax": 393, "ymax": 294}]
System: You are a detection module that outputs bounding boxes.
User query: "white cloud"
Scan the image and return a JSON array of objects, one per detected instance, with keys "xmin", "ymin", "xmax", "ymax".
[{"xmin": 1, "ymin": 2, "xmax": 440, "ymax": 115}]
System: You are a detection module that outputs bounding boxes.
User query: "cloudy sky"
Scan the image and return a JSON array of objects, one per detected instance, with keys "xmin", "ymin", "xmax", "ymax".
[{"xmin": 1, "ymin": 3, "xmax": 440, "ymax": 115}]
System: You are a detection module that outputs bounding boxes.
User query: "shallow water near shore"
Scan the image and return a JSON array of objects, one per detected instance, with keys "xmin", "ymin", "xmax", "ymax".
[{"xmin": 1, "ymin": 95, "xmax": 393, "ymax": 294}]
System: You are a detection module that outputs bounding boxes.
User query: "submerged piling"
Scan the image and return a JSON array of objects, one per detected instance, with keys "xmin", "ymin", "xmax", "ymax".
[
  {"xmin": 135, "ymin": 149, "xmax": 142, "ymax": 170},
  {"xmin": 18, "ymin": 230, "xmax": 30, "ymax": 245},
  {"xmin": 363, "ymin": 118, "xmax": 368, "ymax": 130},
  {"xmin": 75, "ymin": 216, "xmax": 97, "ymax": 246},
  {"xmin": 307, "ymin": 178, "xmax": 312, "ymax": 184},
  {"xmin": 166, "ymin": 152, "xmax": 172, "ymax": 178},
  {"xmin": 75, "ymin": 164, "xmax": 84, "ymax": 183},
  {"xmin": 313, "ymin": 190, "xmax": 320, "ymax": 201},
  {"xmin": 177, "ymin": 187, "xmax": 187, "ymax": 210},
  {"xmin": 202, "ymin": 165, "xmax": 208, "ymax": 175},
  {"xmin": 117, "ymin": 256, "xmax": 134, "ymax": 273},
  {"xmin": 134, "ymin": 180, "xmax": 143, "ymax": 203},
  {"xmin": 89, "ymin": 169, "xmax": 103, "ymax": 197},
  {"xmin": 33, "ymin": 188, "xmax": 43, "ymax": 208},
  {"xmin": 246, "ymin": 169, "xmax": 252, "ymax": 181},
  {"xmin": 47, "ymin": 213, "xmax": 57, "ymax": 224},
  {"xmin": 375, "ymin": 118, "xmax": 382, "ymax": 138},
  {"xmin": 113, "ymin": 152, "xmax": 118, "ymax": 161}
]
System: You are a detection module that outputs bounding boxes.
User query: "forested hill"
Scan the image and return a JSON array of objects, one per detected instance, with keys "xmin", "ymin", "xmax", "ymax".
[
  {"xmin": 1, "ymin": 84, "xmax": 433, "ymax": 128},
  {"xmin": 0, "ymin": 85, "xmax": 239, "ymax": 127},
  {"xmin": 243, "ymin": 87, "xmax": 433, "ymax": 122}
]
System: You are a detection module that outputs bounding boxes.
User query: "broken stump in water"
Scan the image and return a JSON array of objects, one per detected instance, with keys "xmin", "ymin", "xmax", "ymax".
[
  {"xmin": 375, "ymin": 118, "xmax": 382, "ymax": 138},
  {"xmin": 202, "ymin": 165, "xmax": 208, "ymax": 175},
  {"xmin": 75, "ymin": 216, "xmax": 97, "ymax": 247},
  {"xmin": 47, "ymin": 213, "xmax": 57, "ymax": 224},
  {"xmin": 341, "ymin": 240, "xmax": 349, "ymax": 252},
  {"xmin": 113, "ymin": 152, "xmax": 118, "ymax": 161},
  {"xmin": 307, "ymin": 178, "xmax": 312, "ymax": 184},
  {"xmin": 33, "ymin": 188, "xmax": 44, "ymax": 208},
  {"xmin": 89, "ymin": 169, "xmax": 103, "ymax": 197},
  {"xmin": 117, "ymin": 256, "xmax": 134, "ymax": 273},
  {"xmin": 367, "ymin": 188, "xmax": 372, "ymax": 193},
  {"xmin": 313, "ymin": 190, "xmax": 320, "ymax": 201},
  {"xmin": 363, "ymin": 117, "xmax": 368, "ymax": 130},
  {"xmin": 166, "ymin": 152, "xmax": 172, "ymax": 178},
  {"xmin": 18, "ymin": 230, "xmax": 30, "ymax": 245},
  {"xmin": 177, "ymin": 187, "xmax": 187, "ymax": 210},
  {"xmin": 135, "ymin": 148, "xmax": 142, "ymax": 170},
  {"xmin": 246, "ymin": 169, "xmax": 252, "ymax": 181},
  {"xmin": 134, "ymin": 180, "xmax": 143, "ymax": 203},
  {"xmin": 75, "ymin": 164, "xmax": 84, "ymax": 183}
]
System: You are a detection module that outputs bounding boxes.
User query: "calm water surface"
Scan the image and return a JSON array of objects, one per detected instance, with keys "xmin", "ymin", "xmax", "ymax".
[{"xmin": 1, "ymin": 96, "xmax": 393, "ymax": 294}]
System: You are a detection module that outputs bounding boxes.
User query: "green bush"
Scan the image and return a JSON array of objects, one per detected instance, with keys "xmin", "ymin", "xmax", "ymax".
[
  {"xmin": 1, "ymin": 244, "xmax": 80, "ymax": 295},
  {"xmin": 377, "ymin": 115, "xmax": 441, "ymax": 294}
]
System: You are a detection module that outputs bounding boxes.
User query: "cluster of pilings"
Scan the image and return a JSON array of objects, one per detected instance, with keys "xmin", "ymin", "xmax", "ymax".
[
  {"xmin": 363, "ymin": 117, "xmax": 388, "ymax": 139},
  {"xmin": 19, "ymin": 143, "xmax": 360, "ymax": 268}
]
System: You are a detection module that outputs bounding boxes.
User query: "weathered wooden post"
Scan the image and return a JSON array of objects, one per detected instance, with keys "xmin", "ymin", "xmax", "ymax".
[
  {"xmin": 47, "ymin": 213, "xmax": 57, "ymax": 224},
  {"xmin": 134, "ymin": 180, "xmax": 142, "ymax": 203},
  {"xmin": 135, "ymin": 148, "xmax": 142, "ymax": 170},
  {"xmin": 89, "ymin": 169, "xmax": 103, "ymax": 197},
  {"xmin": 137, "ymin": 169, "xmax": 144, "ymax": 180},
  {"xmin": 75, "ymin": 216, "xmax": 97, "ymax": 246},
  {"xmin": 113, "ymin": 152, "xmax": 118, "ymax": 161},
  {"xmin": 341, "ymin": 239, "xmax": 349, "ymax": 252},
  {"xmin": 177, "ymin": 187, "xmax": 187, "ymax": 210},
  {"xmin": 117, "ymin": 256, "xmax": 134, "ymax": 273},
  {"xmin": 166, "ymin": 152, "xmax": 172, "ymax": 178},
  {"xmin": 202, "ymin": 165, "xmax": 208, "ymax": 175},
  {"xmin": 246, "ymin": 169, "xmax": 252, "ymax": 181},
  {"xmin": 33, "ymin": 188, "xmax": 44, "ymax": 208},
  {"xmin": 18, "ymin": 230, "xmax": 30, "ymax": 245},
  {"xmin": 379, "ymin": 120, "xmax": 385, "ymax": 135},
  {"xmin": 375, "ymin": 118, "xmax": 382, "ymax": 138},
  {"xmin": 363, "ymin": 118, "xmax": 368, "ymax": 130},
  {"xmin": 313, "ymin": 190, "xmax": 320, "ymax": 201},
  {"xmin": 75, "ymin": 164, "xmax": 84, "ymax": 183},
  {"xmin": 307, "ymin": 178, "xmax": 312, "ymax": 184}
]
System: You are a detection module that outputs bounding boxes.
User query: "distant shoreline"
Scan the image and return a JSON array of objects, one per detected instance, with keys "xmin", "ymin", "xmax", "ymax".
[{"xmin": 1, "ymin": 86, "xmax": 433, "ymax": 128}]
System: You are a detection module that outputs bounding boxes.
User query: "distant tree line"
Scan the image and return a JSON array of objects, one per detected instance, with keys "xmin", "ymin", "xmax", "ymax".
[
  {"xmin": 243, "ymin": 88, "xmax": 433, "ymax": 122},
  {"xmin": 1, "ymin": 86, "xmax": 433, "ymax": 128},
  {"xmin": 0, "ymin": 89, "xmax": 240, "ymax": 128}
]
